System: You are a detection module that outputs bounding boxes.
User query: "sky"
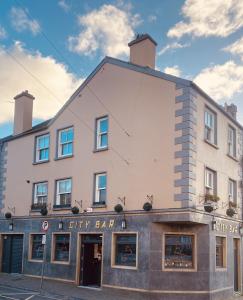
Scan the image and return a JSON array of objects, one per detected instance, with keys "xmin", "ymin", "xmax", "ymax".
[{"xmin": 1, "ymin": 0, "xmax": 243, "ymax": 138}]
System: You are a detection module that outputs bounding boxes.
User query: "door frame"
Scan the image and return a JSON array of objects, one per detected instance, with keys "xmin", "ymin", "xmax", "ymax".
[
  {"xmin": 233, "ymin": 238, "xmax": 241, "ymax": 294},
  {"xmin": 75, "ymin": 232, "xmax": 104, "ymax": 287},
  {"xmin": 0, "ymin": 233, "xmax": 25, "ymax": 274}
]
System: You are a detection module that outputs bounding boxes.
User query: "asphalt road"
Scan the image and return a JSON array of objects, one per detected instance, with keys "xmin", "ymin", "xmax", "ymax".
[{"xmin": 0, "ymin": 285, "xmax": 67, "ymax": 300}]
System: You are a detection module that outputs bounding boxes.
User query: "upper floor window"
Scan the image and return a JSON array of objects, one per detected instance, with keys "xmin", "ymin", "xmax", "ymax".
[
  {"xmin": 94, "ymin": 173, "xmax": 107, "ymax": 204},
  {"xmin": 33, "ymin": 182, "xmax": 48, "ymax": 205},
  {"xmin": 58, "ymin": 127, "xmax": 73, "ymax": 158},
  {"xmin": 55, "ymin": 178, "xmax": 72, "ymax": 207},
  {"xmin": 228, "ymin": 126, "xmax": 236, "ymax": 157},
  {"xmin": 35, "ymin": 134, "xmax": 49, "ymax": 162},
  {"xmin": 204, "ymin": 108, "xmax": 217, "ymax": 145},
  {"xmin": 205, "ymin": 168, "xmax": 216, "ymax": 195},
  {"xmin": 96, "ymin": 117, "xmax": 108, "ymax": 150},
  {"xmin": 228, "ymin": 179, "xmax": 237, "ymax": 203}
]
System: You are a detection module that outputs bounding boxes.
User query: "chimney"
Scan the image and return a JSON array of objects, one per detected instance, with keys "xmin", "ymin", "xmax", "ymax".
[
  {"xmin": 128, "ymin": 33, "xmax": 157, "ymax": 69},
  {"xmin": 13, "ymin": 90, "xmax": 35, "ymax": 135},
  {"xmin": 224, "ymin": 103, "xmax": 237, "ymax": 120}
]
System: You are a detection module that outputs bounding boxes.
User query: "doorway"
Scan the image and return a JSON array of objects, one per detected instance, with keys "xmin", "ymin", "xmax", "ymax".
[
  {"xmin": 1, "ymin": 235, "xmax": 24, "ymax": 274},
  {"xmin": 233, "ymin": 238, "xmax": 241, "ymax": 293},
  {"xmin": 80, "ymin": 234, "xmax": 102, "ymax": 287}
]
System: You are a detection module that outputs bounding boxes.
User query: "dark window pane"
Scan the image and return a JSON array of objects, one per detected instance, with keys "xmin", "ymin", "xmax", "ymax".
[
  {"xmin": 59, "ymin": 193, "xmax": 71, "ymax": 205},
  {"xmin": 31, "ymin": 235, "xmax": 44, "ymax": 260},
  {"xmin": 115, "ymin": 234, "xmax": 136, "ymax": 267},
  {"xmin": 54, "ymin": 234, "xmax": 70, "ymax": 262},
  {"xmin": 99, "ymin": 189, "xmax": 106, "ymax": 203},
  {"xmin": 165, "ymin": 235, "xmax": 194, "ymax": 269},
  {"xmin": 216, "ymin": 237, "xmax": 224, "ymax": 267},
  {"xmin": 100, "ymin": 133, "xmax": 108, "ymax": 147}
]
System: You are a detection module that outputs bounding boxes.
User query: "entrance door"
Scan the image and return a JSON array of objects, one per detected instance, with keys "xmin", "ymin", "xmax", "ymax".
[
  {"xmin": 80, "ymin": 234, "xmax": 102, "ymax": 287},
  {"xmin": 233, "ymin": 239, "xmax": 240, "ymax": 293},
  {"xmin": 2, "ymin": 235, "xmax": 24, "ymax": 274}
]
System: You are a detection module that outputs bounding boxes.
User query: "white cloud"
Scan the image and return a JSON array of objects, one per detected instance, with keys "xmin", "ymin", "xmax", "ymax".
[
  {"xmin": 0, "ymin": 42, "xmax": 82, "ymax": 124},
  {"xmin": 148, "ymin": 15, "xmax": 157, "ymax": 23},
  {"xmin": 194, "ymin": 61, "xmax": 243, "ymax": 101},
  {"xmin": 10, "ymin": 7, "xmax": 41, "ymax": 35},
  {"xmin": 58, "ymin": 0, "xmax": 71, "ymax": 12},
  {"xmin": 158, "ymin": 42, "xmax": 190, "ymax": 55},
  {"xmin": 164, "ymin": 65, "xmax": 182, "ymax": 77},
  {"xmin": 223, "ymin": 37, "xmax": 243, "ymax": 61},
  {"xmin": 168, "ymin": 0, "xmax": 243, "ymax": 39},
  {"xmin": 0, "ymin": 25, "xmax": 6, "ymax": 39},
  {"xmin": 68, "ymin": 4, "xmax": 141, "ymax": 57}
]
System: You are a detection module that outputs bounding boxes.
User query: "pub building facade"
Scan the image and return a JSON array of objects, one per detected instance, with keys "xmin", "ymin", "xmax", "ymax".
[{"xmin": 0, "ymin": 34, "xmax": 243, "ymax": 300}]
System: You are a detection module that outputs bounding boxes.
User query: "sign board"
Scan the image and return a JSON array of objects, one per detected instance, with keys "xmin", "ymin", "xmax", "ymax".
[
  {"xmin": 42, "ymin": 234, "xmax": 46, "ymax": 245},
  {"xmin": 42, "ymin": 221, "xmax": 49, "ymax": 232}
]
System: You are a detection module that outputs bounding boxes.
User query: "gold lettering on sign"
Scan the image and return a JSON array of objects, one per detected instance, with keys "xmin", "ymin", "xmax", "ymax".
[
  {"xmin": 69, "ymin": 221, "xmax": 74, "ymax": 229},
  {"xmin": 214, "ymin": 221, "xmax": 238, "ymax": 234},
  {"xmin": 96, "ymin": 221, "xmax": 100, "ymax": 228},
  {"xmin": 79, "ymin": 221, "xmax": 83, "ymax": 228},
  {"xmin": 109, "ymin": 219, "xmax": 115, "ymax": 228},
  {"xmin": 85, "ymin": 221, "xmax": 90, "ymax": 228},
  {"xmin": 67, "ymin": 219, "xmax": 115, "ymax": 230},
  {"xmin": 101, "ymin": 221, "xmax": 106, "ymax": 228}
]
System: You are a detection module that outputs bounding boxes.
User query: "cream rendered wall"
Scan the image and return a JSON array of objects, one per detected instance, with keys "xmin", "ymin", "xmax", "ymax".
[
  {"xmin": 4, "ymin": 62, "xmax": 181, "ymax": 216},
  {"xmin": 194, "ymin": 93, "xmax": 242, "ymax": 217}
]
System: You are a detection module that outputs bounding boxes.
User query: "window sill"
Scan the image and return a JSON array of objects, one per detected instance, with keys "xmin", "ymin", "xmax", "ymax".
[
  {"xmin": 51, "ymin": 260, "xmax": 70, "ymax": 265},
  {"xmin": 111, "ymin": 265, "xmax": 137, "ymax": 270},
  {"xmin": 216, "ymin": 267, "xmax": 227, "ymax": 272},
  {"xmin": 33, "ymin": 160, "xmax": 49, "ymax": 165},
  {"xmin": 204, "ymin": 139, "xmax": 219, "ymax": 149},
  {"xmin": 93, "ymin": 147, "xmax": 108, "ymax": 153},
  {"xmin": 227, "ymin": 153, "xmax": 238, "ymax": 162},
  {"xmin": 92, "ymin": 203, "xmax": 107, "ymax": 208},
  {"xmin": 162, "ymin": 267, "xmax": 197, "ymax": 272},
  {"xmin": 54, "ymin": 154, "xmax": 73, "ymax": 161},
  {"xmin": 28, "ymin": 259, "xmax": 43, "ymax": 263}
]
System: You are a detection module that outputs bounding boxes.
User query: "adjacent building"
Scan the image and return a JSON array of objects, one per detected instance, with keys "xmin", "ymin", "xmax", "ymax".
[{"xmin": 0, "ymin": 34, "xmax": 242, "ymax": 300}]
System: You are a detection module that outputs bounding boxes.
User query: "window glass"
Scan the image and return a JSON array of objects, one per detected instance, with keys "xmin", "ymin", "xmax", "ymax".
[
  {"xmin": 164, "ymin": 234, "xmax": 194, "ymax": 269},
  {"xmin": 58, "ymin": 127, "xmax": 73, "ymax": 157},
  {"xmin": 54, "ymin": 234, "xmax": 70, "ymax": 262},
  {"xmin": 94, "ymin": 173, "xmax": 107, "ymax": 204},
  {"xmin": 115, "ymin": 234, "xmax": 137, "ymax": 267},
  {"xmin": 31, "ymin": 234, "xmax": 44, "ymax": 260},
  {"xmin": 204, "ymin": 109, "xmax": 216, "ymax": 144},
  {"xmin": 56, "ymin": 179, "xmax": 72, "ymax": 206},
  {"xmin": 205, "ymin": 168, "xmax": 216, "ymax": 195},
  {"xmin": 33, "ymin": 182, "xmax": 48, "ymax": 205},
  {"xmin": 228, "ymin": 126, "xmax": 236, "ymax": 157},
  {"xmin": 229, "ymin": 179, "xmax": 236, "ymax": 203},
  {"xmin": 216, "ymin": 237, "xmax": 225, "ymax": 268},
  {"xmin": 36, "ymin": 134, "xmax": 49, "ymax": 162},
  {"xmin": 96, "ymin": 117, "xmax": 108, "ymax": 149}
]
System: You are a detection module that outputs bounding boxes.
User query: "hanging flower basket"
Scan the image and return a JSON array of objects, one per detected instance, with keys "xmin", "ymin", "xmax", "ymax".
[
  {"xmin": 71, "ymin": 206, "xmax": 79, "ymax": 214},
  {"xmin": 40, "ymin": 207, "xmax": 48, "ymax": 216},
  {"xmin": 143, "ymin": 202, "xmax": 152, "ymax": 211},
  {"xmin": 204, "ymin": 204, "xmax": 214, "ymax": 213},
  {"xmin": 226, "ymin": 207, "xmax": 236, "ymax": 217},
  {"xmin": 5, "ymin": 212, "xmax": 12, "ymax": 219},
  {"xmin": 114, "ymin": 204, "xmax": 123, "ymax": 213}
]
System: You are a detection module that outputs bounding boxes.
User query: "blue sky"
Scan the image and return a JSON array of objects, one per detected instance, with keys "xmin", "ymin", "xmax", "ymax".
[{"xmin": 1, "ymin": 0, "xmax": 243, "ymax": 138}]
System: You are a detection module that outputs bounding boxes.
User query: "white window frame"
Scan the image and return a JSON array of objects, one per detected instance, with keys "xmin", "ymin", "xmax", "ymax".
[
  {"xmin": 96, "ymin": 117, "xmax": 108, "ymax": 150},
  {"xmin": 33, "ymin": 182, "xmax": 48, "ymax": 205},
  {"xmin": 205, "ymin": 168, "xmax": 216, "ymax": 194},
  {"xmin": 94, "ymin": 173, "xmax": 107, "ymax": 204},
  {"xmin": 204, "ymin": 108, "xmax": 216, "ymax": 144},
  {"xmin": 228, "ymin": 125, "xmax": 236, "ymax": 158},
  {"xmin": 35, "ymin": 134, "xmax": 49, "ymax": 162},
  {"xmin": 58, "ymin": 127, "xmax": 73, "ymax": 158},
  {"xmin": 228, "ymin": 179, "xmax": 237, "ymax": 203},
  {"xmin": 56, "ymin": 178, "xmax": 72, "ymax": 206}
]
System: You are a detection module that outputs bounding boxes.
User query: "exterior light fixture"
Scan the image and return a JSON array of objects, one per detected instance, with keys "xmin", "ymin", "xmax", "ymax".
[
  {"xmin": 212, "ymin": 220, "xmax": 216, "ymax": 230},
  {"xmin": 58, "ymin": 220, "xmax": 64, "ymax": 230},
  {"xmin": 121, "ymin": 219, "xmax": 127, "ymax": 230},
  {"xmin": 9, "ymin": 221, "xmax": 13, "ymax": 231}
]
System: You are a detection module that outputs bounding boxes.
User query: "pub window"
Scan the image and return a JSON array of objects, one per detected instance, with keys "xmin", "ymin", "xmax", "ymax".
[
  {"xmin": 228, "ymin": 125, "xmax": 236, "ymax": 158},
  {"xmin": 55, "ymin": 178, "xmax": 72, "ymax": 207},
  {"xmin": 216, "ymin": 236, "xmax": 226, "ymax": 268},
  {"xmin": 204, "ymin": 108, "xmax": 217, "ymax": 145},
  {"xmin": 35, "ymin": 134, "xmax": 50, "ymax": 162},
  {"xmin": 164, "ymin": 234, "xmax": 195, "ymax": 270},
  {"xmin": 30, "ymin": 234, "xmax": 44, "ymax": 261},
  {"xmin": 53, "ymin": 234, "xmax": 70, "ymax": 262},
  {"xmin": 228, "ymin": 179, "xmax": 237, "ymax": 203},
  {"xmin": 205, "ymin": 168, "xmax": 216, "ymax": 195},
  {"xmin": 94, "ymin": 173, "xmax": 107, "ymax": 204},
  {"xmin": 113, "ymin": 234, "xmax": 137, "ymax": 268},
  {"xmin": 96, "ymin": 116, "xmax": 108, "ymax": 150},
  {"xmin": 33, "ymin": 182, "xmax": 48, "ymax": 207},
  {"xmin": 57, "ymin": 127, "xmax": 73, "ymax": 158}
]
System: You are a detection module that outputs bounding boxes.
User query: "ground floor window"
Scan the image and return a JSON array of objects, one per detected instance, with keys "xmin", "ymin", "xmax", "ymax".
[
  {"xmin": 164, "ymin": 234, "xmax": 195, "ymax": 270},
  {"xmin": 52, "ymin": 234, "xmax": 70, "ymax": 263},
  {"xmin": 113, "ymin": 233, "xmax": 137, "ymax": 268},
  {"xmin": 30, "ymin": 234, "xmax": 44, "ymax": 261},
  {"xmin": 216, "ymin": 236, "xmax": 226, "ymax": 268}
]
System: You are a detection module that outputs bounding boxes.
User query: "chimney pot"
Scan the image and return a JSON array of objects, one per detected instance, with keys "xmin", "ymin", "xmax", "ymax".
[{"xmin": 224, "ymin": 103, "xmax": 237, "ymax": 120}]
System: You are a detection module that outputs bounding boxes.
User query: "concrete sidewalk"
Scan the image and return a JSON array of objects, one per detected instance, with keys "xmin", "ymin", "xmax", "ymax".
[{"xmin": 0, "ymin": 273, "xmax": 148, "ymax": 300}]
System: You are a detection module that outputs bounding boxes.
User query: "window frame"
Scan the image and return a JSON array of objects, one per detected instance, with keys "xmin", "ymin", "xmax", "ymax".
[
  {"xmin": 162, "ymin": 232, "xmax": 197, "ymax": 272},
  {"xmin": 95, "ymin": 116, "xmax": 108, "ymax": 151},
  {"xmin": 204, "ymin": 107, "xmax": 217, "ymax": 146},
  {"xmin": 94, "ymin": 172, "xmax": 107, "ymax": 205},
  {"xmin": 57, "ymin": 127, "xmax": 74, "ymax": 159},
  {"xmin": 34, "ymin": 133, "xmax": 50, "ymax": 163},
  {"xmin": 205, "ymin": 167, "xmax": 217, "ymax": 195},
  {"xmin": 51, "ymin": 232, "xmax": 71, "ymax": 265},
  {"xmin": 215, "ymin": 235, "xmax": 227, "ymax": 270},
  {"xmin": 111, "ymin": 232, "xmax": 138, "ymax": 270},
  {"xmin": 54, "ymin": 178, "xmax": 72, "ymax": 208},
  {"xmin": 228, "ymin": 178, "xmax": 237, "ymax": 203},
  {"xmin": 28, "ymin": 233, "xmax": 44, "ymax": 262},
  {"xmin": 32, "ymin": 181, "xmax": 48, "ymax": 206},
  {"xmin": 228, "ymin": 125, "xmax": 236, "ymax": 158}
]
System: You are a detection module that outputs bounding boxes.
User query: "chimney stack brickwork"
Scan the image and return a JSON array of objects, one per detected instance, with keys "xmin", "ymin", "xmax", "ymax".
[{"xmin": 13, "ymin": 90, "xmax": 35, "ymax": 135}]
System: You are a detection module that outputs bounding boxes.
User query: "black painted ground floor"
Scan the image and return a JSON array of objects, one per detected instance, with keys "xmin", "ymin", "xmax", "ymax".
[{"xmin": 0, "ymin": 209, "xmax": 242, "ymax": 300}]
